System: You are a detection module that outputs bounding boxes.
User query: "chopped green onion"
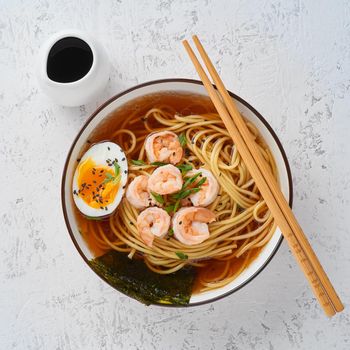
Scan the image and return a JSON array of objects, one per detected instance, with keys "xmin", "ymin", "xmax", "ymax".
[
  {"xmin": 175, "ymin": 251, "xmax": 188, "ymax": 260},
  {"xmin": 151, "ymin": 162, "xmax": 168, "ymax": 166},
  {"xmin": 172, "ymin": 187, "xmax": 201, "ymax": 200},
  {"xmin": 114, "ymin": 162, "xmax": 121, "ymax": 177},
  {"xmin": 165, "ymin": 204, "xmax": 175, "ymax": 214},
  {"xmin": 196, "ymin": 176, "xmax": 207, "ymax": 187},
  {"xmin": 191, "ymin": 187, "xmax": 201, "ymax": 193},
  {"xmin": 178, "ymin": 133, "xmax": 187, "ymax": 147},
  {"xmin": 151, "ymin": 191, "xmax": 165, "ymax": 204},
  {"xmin": 176, "ymin": 164, "xmax": 193, "ymax": 174},
  {"xmin": 167, "ymin": 228, "xmax": 174, "ymax": 240},
  {"xmin": 103, "ymin": 174, "xmax": 113, "ymax": 184},
  {"xmin": 173, "ymin": 200, "xmax": 181, "ymax": 213},
  {"xmin": 131, "ymin": 159, "xmax": 146, "ymax": 166},
  {"xmin": 165, "ymin": 199, "xmax": 181, "ymax": 214},
  {"xmin": 172, "ymin": 189, "xmax": 192, "ymax": 200},
  {"xmin": 113, "ymin": 174, "xmax": 121, "ymax": 184},
  {"xmin": 182, "ymin": 172, "xmax": 201, "ymax": 189},
  {"xmin": 103, "ymin": 165, "xmax": 121, "ymax": 184}
]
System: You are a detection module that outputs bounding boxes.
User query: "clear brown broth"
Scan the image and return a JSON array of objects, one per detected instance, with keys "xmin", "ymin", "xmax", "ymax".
[{"xmin": 74, "ymin": 91, "xmax": 266, "ymax": 294}]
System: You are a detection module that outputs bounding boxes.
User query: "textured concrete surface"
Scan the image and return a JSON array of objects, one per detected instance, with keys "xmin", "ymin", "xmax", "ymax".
[{"xmin": 0, "ymin": 0, "xmax": 349, "ymax": 349}]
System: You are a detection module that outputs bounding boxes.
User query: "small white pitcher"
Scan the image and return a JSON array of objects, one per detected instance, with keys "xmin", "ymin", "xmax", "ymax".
[{"xmin": 36, "ymin": 29, "xmax": 110, "ymax": 107}]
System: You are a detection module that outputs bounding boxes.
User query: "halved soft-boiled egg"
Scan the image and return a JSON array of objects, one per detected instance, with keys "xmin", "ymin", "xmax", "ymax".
[{"xmin": 72, "ymin": 141, "xmax": 128, "ymax": 218}]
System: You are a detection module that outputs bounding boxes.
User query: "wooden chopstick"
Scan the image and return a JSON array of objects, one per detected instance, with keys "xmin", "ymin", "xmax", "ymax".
[
  {"xmin": 191, "ymin": 35, "xmax": 344, "ymax": 313},
  {"xmin": 183, "ymin": 39, "xmax": 334, "ymax": 316},
  {"xmin": 183, "ymin": 37, "xmax": 344, "ymax": 316}
]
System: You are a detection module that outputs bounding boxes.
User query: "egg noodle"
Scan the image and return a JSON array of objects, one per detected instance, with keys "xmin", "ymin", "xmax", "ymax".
[{"xmin": 85, "ymin": 106, "xmax": 277, "ymax": 292}]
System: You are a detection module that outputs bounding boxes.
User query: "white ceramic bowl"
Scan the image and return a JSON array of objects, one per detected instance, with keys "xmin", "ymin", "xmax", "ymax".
[{"xmin": 61, "ymin": 79, "xmax": 293, "ymax": 306}]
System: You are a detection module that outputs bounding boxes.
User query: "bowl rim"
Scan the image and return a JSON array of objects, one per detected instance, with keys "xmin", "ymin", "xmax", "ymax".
[{"xmin": 61, "ymin": 78, "xmax": 293, "ymax": 307}]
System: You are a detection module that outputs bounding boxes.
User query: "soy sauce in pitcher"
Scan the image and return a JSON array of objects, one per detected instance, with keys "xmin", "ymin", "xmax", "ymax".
[{"xmin": 47, "ymin": 37, "xmax": 93, "ymax": 83}]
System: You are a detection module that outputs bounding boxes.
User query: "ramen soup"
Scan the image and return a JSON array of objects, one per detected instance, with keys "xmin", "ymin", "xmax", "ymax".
[{"xmin": 72, "ymin": 92, "xmax": 278, "ymax": 305}]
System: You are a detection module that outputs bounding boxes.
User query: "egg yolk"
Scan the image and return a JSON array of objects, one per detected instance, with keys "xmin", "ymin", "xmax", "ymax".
[{"xmin": 76, "ymin": 157, "xmax": 119, "ymax": 210}]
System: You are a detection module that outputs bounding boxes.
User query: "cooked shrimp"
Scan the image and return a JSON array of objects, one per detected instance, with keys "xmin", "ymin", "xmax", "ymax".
[
  {"xmin": 187, "ymin": 168, "xmax": 220, "ymax": 207},
  {"xmin": 137, "ymin": 207, "xmax": 171, "ymax": 247},
  {"xmin": 126, "ymin": 175, "xmax": 154, "ymax": 209},
  {"xmin": 148, "ymin": 164, "xmax": 183, "ymax": 195},
  {"xmin": 145, "ymin": 131, "xmax": 183, "ymax": 165},
  {"xmin": 173, "ymin": 207, "xmax": 216, "ymax": 246}
]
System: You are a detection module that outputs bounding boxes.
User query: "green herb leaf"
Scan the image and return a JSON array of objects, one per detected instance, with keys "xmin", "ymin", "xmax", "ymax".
[
  {"xmin": 175, "ymin": 251, "xmax": 188, "ymax": 260},
  {"xmin": 151, "ymin": 191, "xmax": 165, "ymax": 204},
  {"xmin": 176, "ymin": 164, "xmax": 193, "ymax": 174},
  {"xmin": 178, "ymin": 133, "xmax": 187, "ymax": 147},
  {"xmin": 151, "ymin": 162, "xmax": 168, "ymax": 167},
  {"xmin": 131, "ymin": 159, "xmax": 146, "ymax": 166}
]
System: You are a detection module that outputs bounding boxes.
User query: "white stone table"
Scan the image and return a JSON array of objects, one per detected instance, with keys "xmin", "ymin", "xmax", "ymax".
[{"xmin": 0, "ymin": 1, "xmax": 349, "ymax": 349}]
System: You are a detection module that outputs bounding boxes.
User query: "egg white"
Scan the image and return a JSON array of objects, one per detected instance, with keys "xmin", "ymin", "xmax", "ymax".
[{"xmin": 72, "ymin": 141, "xmax": 128, "ymax": 218}]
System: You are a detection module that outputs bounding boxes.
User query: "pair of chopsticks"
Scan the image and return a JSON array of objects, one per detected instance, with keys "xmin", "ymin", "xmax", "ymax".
[{"xmin": 183, "ymin": 35, "xmax": 344, "ymax": 317}]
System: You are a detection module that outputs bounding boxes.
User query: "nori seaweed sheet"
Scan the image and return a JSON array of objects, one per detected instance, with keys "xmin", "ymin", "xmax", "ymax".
[{"xmin": 89, "ymin": 250, "xmax": 196, "ymax": 306}]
